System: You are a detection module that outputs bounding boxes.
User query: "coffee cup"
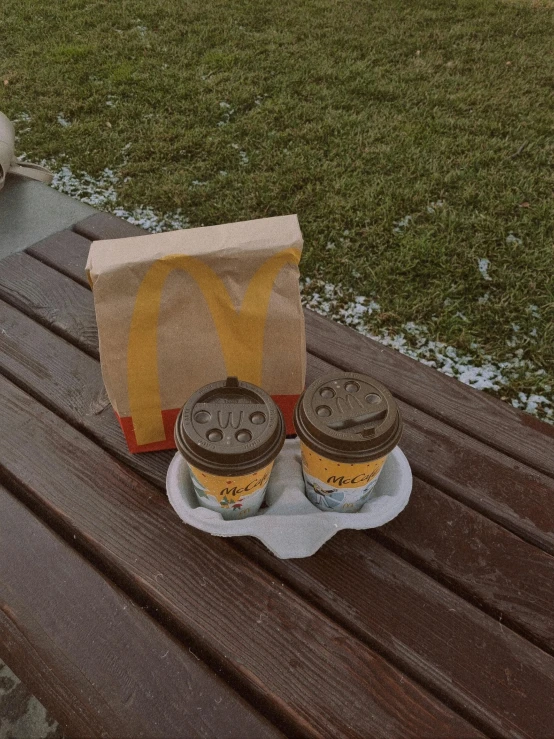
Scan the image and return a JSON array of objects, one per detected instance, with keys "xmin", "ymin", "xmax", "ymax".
[
  {"xmin": 294, "ymin": 372, "xmax": 403, "ymax": 512},
  {"xmin": 175, "ymin": 377, "xmax": 285, "ymax": 519}
]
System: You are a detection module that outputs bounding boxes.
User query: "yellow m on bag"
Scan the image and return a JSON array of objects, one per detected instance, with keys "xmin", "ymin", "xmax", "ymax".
[
  {"xmin": 87, "ymin": 215, "xmax": 306, "ymax": 453},
  {"xmin": 128, "ymin": 247, "xmax": 301, "ymax": 446}
]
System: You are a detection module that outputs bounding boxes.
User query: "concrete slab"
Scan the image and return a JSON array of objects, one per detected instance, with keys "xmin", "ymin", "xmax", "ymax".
[{"xmin": 0, "ymin": 175, "xmax": 95, "ymax": 259}]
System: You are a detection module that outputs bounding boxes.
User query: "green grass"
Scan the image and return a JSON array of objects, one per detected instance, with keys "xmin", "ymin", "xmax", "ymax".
[{"xmin": 1, "ymin": 0, "xmax": 553, "ymax": 417}]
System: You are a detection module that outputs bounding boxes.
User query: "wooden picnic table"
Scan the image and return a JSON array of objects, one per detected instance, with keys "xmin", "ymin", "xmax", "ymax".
[{"xmin": 0, "ymin": 210, "xmax": 554, "ymax": 738}]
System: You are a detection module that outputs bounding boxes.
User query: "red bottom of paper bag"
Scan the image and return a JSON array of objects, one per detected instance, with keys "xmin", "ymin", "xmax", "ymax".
[{"xmin": 118, "ymin": 394, "xmax": 299, "ymax": 453}]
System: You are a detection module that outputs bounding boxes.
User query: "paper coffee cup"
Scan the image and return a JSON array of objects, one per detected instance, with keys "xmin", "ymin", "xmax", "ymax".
[
  {"xmin": 175, "ymin": 377, "xmax": 285, "ymax": 520},
  {"xmin": 294, "ymin": 372, "xmax": 403, "ymax": 512}
]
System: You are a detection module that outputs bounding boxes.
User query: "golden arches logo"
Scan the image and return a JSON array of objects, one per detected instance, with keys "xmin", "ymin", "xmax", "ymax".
[
  {"xmin": 335, "ymin": 394, "xmax": 364, "ymax": 415},
  {"xmin": 127, "ymin": 248, "xmax": 301, "ymax": 445},
  {"xmin": 218, "ymin": 411, "xmax": 243, "ymax": 429}
]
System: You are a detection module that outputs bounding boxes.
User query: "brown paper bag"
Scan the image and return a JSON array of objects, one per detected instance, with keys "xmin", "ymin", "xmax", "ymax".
[{"xmin": 87, "ymin": 215, "xmax": 305, "ymax": 452}]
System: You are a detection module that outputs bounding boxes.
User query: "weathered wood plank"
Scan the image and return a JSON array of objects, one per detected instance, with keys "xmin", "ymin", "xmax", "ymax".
[
  {"xmin": 304, "ymin": 309, "xmax": 554, "ymax": 478},
  {"xmin": 1, "ymin": 304, "xmax": 554, "ymax": 736},
  {"xmin": 0, "ymin": 299, "xmax": 172, "ymax": 487},
  {"xmin": 27, "ymin": 229, "xmax": 91, "ymax": 288},
  {"xmin": 397, "ymin": 402, "xmax": 554, "ymax": 556},
  {"xmin": 237, "ymin": 534, "xmax": 554, "ymax": 739},
  {"xmin": 0, "ymin": 376, "xmax": 481, "ymax": 739},
  {"xmin": 15, "ymin": 238, "xmax": 554, "ymax": 557},
  {"xmin": 0, "ymin": 252, "xmax": 98, "ymax": 357},
  {"xmin": 74, "ymin": 212, "xmax": 148, "ymax": 241},
  {"xmin": 0, "ymin": 486, "xmax": 281, "ymax": 739},
  {"xmin": 372, "ymin": 478, "xmax": 554, "ymax": 653}
]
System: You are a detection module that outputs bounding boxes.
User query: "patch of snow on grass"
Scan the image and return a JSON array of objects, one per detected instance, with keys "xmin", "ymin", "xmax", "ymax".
[
  {"xmin": 217, "ymin": 101, "xmax": 234, "ymax": 127},
  {"xmin": 12, "ymin": 112, "xmax": 31, "ymax": 123},
  {"xmin": 302, "ymin": 278, "xmax": 552, "ymax": 422},
  {"xmin": 57, "ymin": 114, "xmax": 71, "ymax": 128},
  {"xmin": 506, "ymin": 232, "xmax": 523, "ymax": 246},
  {"xmin": 231, "ymin": 143, "xmax": 249, "ymax": 165},
  {"xmin": 426, "ymin": 200, "xmax": 445, "ymax": 213},
  {"xmin": 478, "ymin": 257, "xmax": 492, "ymax": 281},
  {"xmin": 393, "ymin": 215, "xmax": 412, "ymax": 233},
  {"xmin": 51, "ymin": 165, "xmax": 118, "ymax": 207},
  {"xmin": 50, "ymin": 163, "xmax": 188, "ymax": 232},
  {"xmin": 112, "ymin": 206, "xmax": 189, "ymax": 233},
  {"xmin": 515, "ymin": 392, "xmax": 551, "ymax": 416}
]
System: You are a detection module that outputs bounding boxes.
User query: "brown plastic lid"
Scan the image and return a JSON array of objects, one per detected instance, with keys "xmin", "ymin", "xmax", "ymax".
[
  {"xmin": 294, "ymin": 372, "xmax": 403, "ymax": 463},
  {"xmin": 175, "ymin": 377, "xmax": 286, "ymax": 476}
]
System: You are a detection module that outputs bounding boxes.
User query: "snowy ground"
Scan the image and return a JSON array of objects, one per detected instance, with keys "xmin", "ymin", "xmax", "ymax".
[{"xmin": 48, "ymin": 160, "xmax": 552, "ymax": 424}]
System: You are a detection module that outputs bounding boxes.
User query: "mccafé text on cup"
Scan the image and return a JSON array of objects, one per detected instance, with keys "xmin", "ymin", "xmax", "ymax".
[
  {"xmin": 294, "ymin": 372, "xmax": 403, "ymax": 512},
  {"xmin": 175, "ymin": 377, "xmax": 285, "ymax": 520}
]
